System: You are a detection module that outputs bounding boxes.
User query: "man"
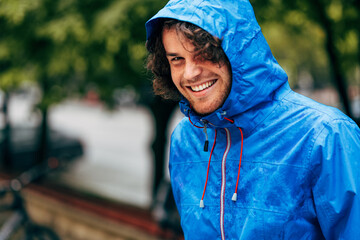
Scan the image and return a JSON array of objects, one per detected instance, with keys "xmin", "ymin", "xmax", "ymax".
[{"xmin": 145, "ymin": 0, "xmax": 360, "ymax": 239}]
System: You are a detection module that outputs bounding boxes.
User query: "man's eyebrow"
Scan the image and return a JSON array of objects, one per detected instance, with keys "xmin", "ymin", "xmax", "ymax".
[{"xmin": 166, "ymin": 52, "xmax": 178, "ymax": 57}]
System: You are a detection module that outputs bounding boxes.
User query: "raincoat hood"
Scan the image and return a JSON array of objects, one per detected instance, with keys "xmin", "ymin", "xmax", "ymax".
[{"xmin": 146, "ymin": 0, "xmax": 288, "ymax": 132}]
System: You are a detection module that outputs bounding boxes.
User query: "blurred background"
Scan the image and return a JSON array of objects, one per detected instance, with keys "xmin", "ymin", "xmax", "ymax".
[{"xmin": 0, "ymin": 0, "xmax": 359, "ymax": 239}]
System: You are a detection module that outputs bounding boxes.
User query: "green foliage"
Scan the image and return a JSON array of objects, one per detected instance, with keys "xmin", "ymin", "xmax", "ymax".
[
  {"xmin": 260, "ymin": 21, "xmax": 329, "ymax": 87},
  {"xmin": 251, "ymin": 0, "xmax": 360, "ymax": 86},
  {"xmin": 0, "ymin": 0, "xmax": 167, "ymax": 109}
]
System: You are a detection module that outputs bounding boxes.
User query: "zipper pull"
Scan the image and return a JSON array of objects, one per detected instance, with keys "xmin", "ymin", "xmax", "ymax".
[{"xmin": 203, "ymin": 121, "xmax": 209, "ymax": 152}]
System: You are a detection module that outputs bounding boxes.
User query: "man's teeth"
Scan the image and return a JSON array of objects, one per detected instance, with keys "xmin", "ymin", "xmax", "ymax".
[{"xmin": 191, "ymin": 80, "xmax": 215, "ymax": 92}]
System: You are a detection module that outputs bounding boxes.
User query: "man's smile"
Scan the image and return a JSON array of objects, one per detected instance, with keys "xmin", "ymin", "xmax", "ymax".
[{"xmin": 188, "ymin": 80, "xmax": 217, "ymax": 92}]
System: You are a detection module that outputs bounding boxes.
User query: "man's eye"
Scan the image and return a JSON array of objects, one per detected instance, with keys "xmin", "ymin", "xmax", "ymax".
[{"xmin": 171, "ymin": 57, "xmax": 183, "ymax": 62}]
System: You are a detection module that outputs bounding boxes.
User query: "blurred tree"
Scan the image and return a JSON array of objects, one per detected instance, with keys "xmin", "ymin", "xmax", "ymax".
[
  {"xmin": 0, "ymin": 0, "xmax": 40, "ymax": 167},
  {"xmin": 251, "ymin": 0, "xmax": 360, "ymax": 124},
  {"xmin": 0, "ymin": 0, "xmax": 176, "ymax": 201},
  {"xmin": 83, "ymin": 0, "xmax": 177, "ymax": 199}
]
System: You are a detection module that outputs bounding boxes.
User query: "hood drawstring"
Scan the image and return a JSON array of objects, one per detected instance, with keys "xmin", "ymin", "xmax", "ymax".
[
  {"xmin": 200, "ymin": 129, "xmax": 217, "ymax": 208},
  {"xmin": 232, "ymin": 127, "xmax": 243, "ymax": 202},
  {"xmin": 223, "ymin": 118, "xmax": 244, "ymax": 202},
  {"xmin": 224, "ymin": 117, "xmax": 234, "ymax": 124},
  {"xmin": 187, "ymin": 114, "xmax": 244, "ymax": 207}
]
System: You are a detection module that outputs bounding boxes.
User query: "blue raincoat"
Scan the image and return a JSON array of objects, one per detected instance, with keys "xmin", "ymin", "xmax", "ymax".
[{"xmin": 146, "ymin": 0, "xmax": 360, "ymax": 239}]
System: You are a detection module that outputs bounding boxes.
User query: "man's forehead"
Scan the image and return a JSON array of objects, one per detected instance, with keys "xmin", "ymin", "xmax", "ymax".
[{"xmin": 162, "ymin": 26, "xmax": 196, "ymax": 53}]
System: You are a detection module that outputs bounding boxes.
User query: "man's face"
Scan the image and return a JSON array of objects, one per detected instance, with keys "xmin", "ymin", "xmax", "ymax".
[{"xmin": 162, "ymin": 26, "xmax": 232, "ymax": 116}]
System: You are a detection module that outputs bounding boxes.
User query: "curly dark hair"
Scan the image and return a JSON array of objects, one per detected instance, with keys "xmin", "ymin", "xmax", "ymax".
[{"xmin": 146, "ymin": 19, "xmax": 230, "ymax": 101}]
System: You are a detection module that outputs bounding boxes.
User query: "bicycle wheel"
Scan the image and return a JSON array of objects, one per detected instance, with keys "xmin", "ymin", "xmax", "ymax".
[{"xmin": 25, "ymin": 225, "xmax": 60, "ymax": 240}]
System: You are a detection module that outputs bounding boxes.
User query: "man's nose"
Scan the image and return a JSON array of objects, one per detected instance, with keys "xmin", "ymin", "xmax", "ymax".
[{"xmin": 183, "ymin": 61, "xmax": 202, "ymax": 81}]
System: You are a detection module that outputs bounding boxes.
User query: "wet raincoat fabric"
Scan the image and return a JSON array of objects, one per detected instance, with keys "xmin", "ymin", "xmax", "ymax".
[{"xmin": 146, "ymin": 0, "xmax": 360, "ymax": 239}]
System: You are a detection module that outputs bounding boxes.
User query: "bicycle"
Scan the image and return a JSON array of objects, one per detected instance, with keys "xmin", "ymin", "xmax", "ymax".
[{"xmin": 0, "ymin": 158, "xmax": 61, "ymax": 240}]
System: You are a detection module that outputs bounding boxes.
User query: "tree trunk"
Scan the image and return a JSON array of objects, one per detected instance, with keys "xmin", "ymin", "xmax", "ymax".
[
  {"xmin": 1, "ymin": 92, "xmax": 12, "ymax": 169},
  {"xmin": 312, "ymin": 0, "xmax": 353, "ymax": 120},
  {"xmin": 36, "ymin": 107, "xmax": 49, "ymax": 165},
  {"xmin": 148, "ymin": 96, "xmax": 177, "ymax": 201}
]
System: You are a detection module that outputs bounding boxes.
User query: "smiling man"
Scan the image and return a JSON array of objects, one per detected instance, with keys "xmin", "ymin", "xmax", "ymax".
[
  {"xmin": 161, "ymin": 22, "xmax": 232, "ymax": 115},
  {"xmin": 145, "ymin": 0, "xmax": 360, "ymax": 239}
]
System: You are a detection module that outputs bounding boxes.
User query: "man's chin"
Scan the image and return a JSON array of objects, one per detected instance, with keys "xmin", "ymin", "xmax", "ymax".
[
  {"xmin": 192, "ymin": 105, "xmax": 218, "ymax": 117},
  {"xmin": 186, "ymin": 95, "xmax": 228, "ymax": 116}
]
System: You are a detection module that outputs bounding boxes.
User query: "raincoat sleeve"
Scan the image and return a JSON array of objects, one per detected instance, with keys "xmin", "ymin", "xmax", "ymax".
[{"xmin": 311, "ymin": 119, "xmax": 360, "ymax": 240}]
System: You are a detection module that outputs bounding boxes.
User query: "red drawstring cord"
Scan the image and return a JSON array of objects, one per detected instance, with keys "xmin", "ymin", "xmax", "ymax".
[
  {"xmin": 189, "ymin": 115, "xmax": 243, "ymax": 206},
  {"xmin": 232, "ymin": 127, "xmax": 243, "ymax": 201},
  {"xmin": 223, "ymin": 117, "xmax": 244, "ymax": 201},
  {"xmin": 200, "ymin": 129, "xmax": 217, "ymax": 208},
  {"xmin": 224, "ymin": 117, "xmax": 234, "ymax": 123}
]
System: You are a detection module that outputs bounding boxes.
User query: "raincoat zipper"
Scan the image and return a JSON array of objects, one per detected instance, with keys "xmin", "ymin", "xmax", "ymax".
[{"xmin": 220, "ymin": 128, "xmax": 231, "ymax": 240}]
